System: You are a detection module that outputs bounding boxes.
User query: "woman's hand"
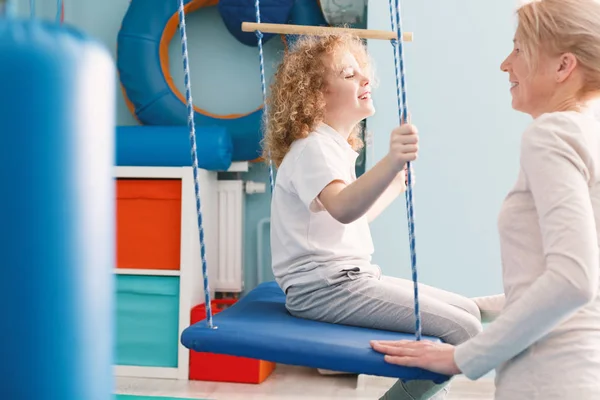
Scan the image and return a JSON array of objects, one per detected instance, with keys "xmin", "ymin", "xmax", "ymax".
[{"xmin": 370, "ymin": 339, "xmax": 461, "ymax": 376}]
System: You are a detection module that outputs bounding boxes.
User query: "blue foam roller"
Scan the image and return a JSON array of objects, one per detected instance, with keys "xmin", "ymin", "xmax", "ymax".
[
  {"xmin": 0, "ymin": 19, "xmax": 115, "ymax": 399},
  {"xmin": 116, "ymin": 125, "xmax": 232, "ymax": 170}
]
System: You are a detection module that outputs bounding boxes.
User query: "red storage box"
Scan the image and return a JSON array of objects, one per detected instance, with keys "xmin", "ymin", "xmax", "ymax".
[
  {"xmin": 189, "ymin": 300, "xmax": 276, "ymax": 383},
  {"xmin": 116, "ymin": 178, "xmax": 182, "ymax": 271}
]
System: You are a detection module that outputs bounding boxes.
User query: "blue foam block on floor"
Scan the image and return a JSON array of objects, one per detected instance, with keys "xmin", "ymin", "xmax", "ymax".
[
  {"xmin": 181, "ymin": 281, "xmax": 450, "ymax": 383},
  {"xmin": 116, "ymin": 125, "xmax": 232, "ymax": 170}
]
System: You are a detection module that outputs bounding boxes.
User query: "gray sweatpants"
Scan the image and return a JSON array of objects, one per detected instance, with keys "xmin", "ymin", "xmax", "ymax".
[{"xmin": 285, "ymin": 267, "xmax": 483, "ymax": 400}]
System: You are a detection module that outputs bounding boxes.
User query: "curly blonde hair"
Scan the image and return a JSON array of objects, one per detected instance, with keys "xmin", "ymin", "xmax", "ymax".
[{"xmin": 261, "ymin": 33, "xmax": 375, "ymax": 167}]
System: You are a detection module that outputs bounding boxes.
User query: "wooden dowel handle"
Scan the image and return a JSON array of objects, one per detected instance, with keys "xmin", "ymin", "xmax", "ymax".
[{"xmin": 241, "ymin": 22, "xmax": 413, "ymax": 42}]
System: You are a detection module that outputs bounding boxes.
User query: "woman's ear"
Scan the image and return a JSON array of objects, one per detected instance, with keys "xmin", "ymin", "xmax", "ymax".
[{"xmin": 556, "ymin": 52, "xmax": 578, "ymax": 83}]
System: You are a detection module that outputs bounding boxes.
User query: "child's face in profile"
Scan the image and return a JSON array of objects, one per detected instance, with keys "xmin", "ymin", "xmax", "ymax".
[{"xmin": 322, "ymin": 51, "xmax": 375, "ymax": 134}]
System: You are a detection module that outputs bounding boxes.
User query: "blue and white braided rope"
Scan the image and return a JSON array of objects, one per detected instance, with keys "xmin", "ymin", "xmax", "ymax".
[
  {"xmin": 177, "ymin": 0, "xmax": 214, "ymax": 329},
  {"xmin": 388, "ymin": 1, "xmax": 402, "ymax": 126},
  {"xmin": 254, "ymin": 0, "xmax": 275, "ymax": 195},
  {"xmin": 389, "ymin": 0, "xmax": 422, "ymax": 341}
]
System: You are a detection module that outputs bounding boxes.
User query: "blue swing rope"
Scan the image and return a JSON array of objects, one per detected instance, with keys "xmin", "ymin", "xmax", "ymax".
[
  {"xmin": 388, "ymin": 0, "xmax": 422, "ymax": 341},
  {"xmin": 253, "ymin": 0, "xmax": 274, "ymax": 195},
  {"xmin": 176, "ymin": 0, "xmax": 214, "ymax": 329}
]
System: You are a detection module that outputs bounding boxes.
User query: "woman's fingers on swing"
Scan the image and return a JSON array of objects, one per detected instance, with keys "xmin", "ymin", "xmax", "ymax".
[
  {"xmin": 372, "ymin": 340, "xmax": 461, "ymax": 375},
  {"xmin": 372, "ymin": 339, "xmax": 434, "ymax": 347},
  {"xmin": 370, "ymin": 340, "xmax": 433, "ymax": 357},
  {"xmin": 371, "ymin": 343, "xmax": 416, "ymax": 358},
  {"xmin": 383, "ymin": 355, "xmax": 421, "ymax": 367}
]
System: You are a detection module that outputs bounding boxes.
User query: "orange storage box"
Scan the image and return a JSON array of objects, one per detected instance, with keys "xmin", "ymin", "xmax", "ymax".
[
  {"xmin": 189, "ymin": 300, "xmax": 276, "ymax": 383},
  {"xmin": 116, "ymin": 179, "xmax": 182, "ymax": 271}
]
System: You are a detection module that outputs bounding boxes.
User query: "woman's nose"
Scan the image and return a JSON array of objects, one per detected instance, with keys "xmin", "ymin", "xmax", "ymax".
[{"xmin": 500, "ymin": 56, "xmax": 511, "ymax": 72}]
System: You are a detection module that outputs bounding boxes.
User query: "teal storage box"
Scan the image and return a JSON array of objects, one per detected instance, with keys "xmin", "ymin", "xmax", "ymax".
[{"xmin": 115, "ymin": 275, "xmax": 180, "ymax": 368}]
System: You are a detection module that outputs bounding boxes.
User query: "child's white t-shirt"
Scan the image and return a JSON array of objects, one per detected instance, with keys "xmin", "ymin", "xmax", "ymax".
[{"xmin": 270, "ymin": 123, "xmax": 379, "ymax": 293}]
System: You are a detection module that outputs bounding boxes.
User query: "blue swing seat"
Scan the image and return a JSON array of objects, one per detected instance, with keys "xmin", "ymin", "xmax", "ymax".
[{"xmin": 181, "ymin": 281, "xmax": 450, "ymax": 383}]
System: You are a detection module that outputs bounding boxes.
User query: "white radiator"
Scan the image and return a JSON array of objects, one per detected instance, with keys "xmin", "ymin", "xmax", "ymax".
[{"xmin": 214, "ymin": 180, "xmax": 244, "ymax": 292}]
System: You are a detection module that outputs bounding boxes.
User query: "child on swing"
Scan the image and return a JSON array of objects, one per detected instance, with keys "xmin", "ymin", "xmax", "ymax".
[{"xmin": 263, "ymin": 33, "xmax": 485, "ymax": 399}]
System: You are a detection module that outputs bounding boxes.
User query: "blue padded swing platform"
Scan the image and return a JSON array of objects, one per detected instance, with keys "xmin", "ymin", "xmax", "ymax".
[{"xmin": 181, "ymin": 281, "xmax": 449, "ymax": 383}]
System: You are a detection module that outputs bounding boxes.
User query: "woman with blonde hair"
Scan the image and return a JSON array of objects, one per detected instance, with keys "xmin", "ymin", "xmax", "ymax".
[
  {"xmin": 264, "ymin": 32, "xmax": 482, "ymax": 399},
  {"xmin": 372, "ymin": 0, "xmax": 600, "ymax": 398}
]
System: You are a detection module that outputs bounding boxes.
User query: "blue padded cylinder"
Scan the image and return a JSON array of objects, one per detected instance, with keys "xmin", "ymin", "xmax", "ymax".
[
  {"xmin": 0, "ymin": 19, "xmax": 115, "ymax": 399},
  {"xmin": 116, "ymin": 125, "xmax": 232, "ymax": 170}
]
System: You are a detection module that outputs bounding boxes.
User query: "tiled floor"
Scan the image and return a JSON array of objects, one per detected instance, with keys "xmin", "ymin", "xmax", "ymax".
[{"xmin": 115, "ymin": 364, "xmax": 495, "ymax": 399}]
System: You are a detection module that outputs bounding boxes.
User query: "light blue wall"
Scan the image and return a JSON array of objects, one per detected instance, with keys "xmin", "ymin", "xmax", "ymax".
[
  {"xmin": 16, "ymin": 0, "xmax": 282, "ymax": 293},
  {"xmin": 365, "ymin": 1, "xmax": 531, "ymax": 297}
]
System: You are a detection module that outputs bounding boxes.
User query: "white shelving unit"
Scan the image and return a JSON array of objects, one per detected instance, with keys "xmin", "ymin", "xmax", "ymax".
[{"xmin": 112, "ymin": 162, "xmax": 247, "ymax": 380}]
